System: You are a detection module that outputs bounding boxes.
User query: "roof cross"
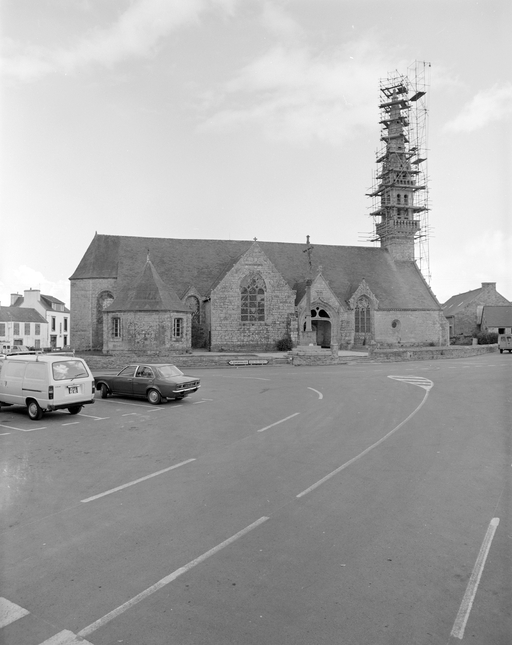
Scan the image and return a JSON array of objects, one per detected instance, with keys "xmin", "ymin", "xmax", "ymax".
[{"xmin": 303, "ymin": 235, "xmax": 314, "ymax": 278}]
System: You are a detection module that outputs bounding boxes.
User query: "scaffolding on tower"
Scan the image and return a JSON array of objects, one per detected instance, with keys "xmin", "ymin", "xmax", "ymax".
[{"xmin": 366, "ymin": 61, "xmax": 432, "ymax": 283}]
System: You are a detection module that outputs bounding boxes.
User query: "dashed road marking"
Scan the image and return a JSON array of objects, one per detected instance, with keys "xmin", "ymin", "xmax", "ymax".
[
  {"xmin": 80, "ymin": 458, "xmax": 197, "ymax": 503},
  {"xmin": 77, "ymin": 517, "xmax": 269, "ymax": 639},
  {"xmin": 451, "ymin": 518, "xmax": 500, "ymax": 639},
  {"xmin": 257, "ymin": 412, "xmax": 300, "ymax": 433},
  {"xmin": 39, "ymin": 630, "xmax": 95, "ymax": 644},
  {"xmin": 307, "ymin": 387, "xmax": 323, "ymax": 400},
  {"xmin": 0, "ymin": 597, "xmax": 30, "ymax": 628}
]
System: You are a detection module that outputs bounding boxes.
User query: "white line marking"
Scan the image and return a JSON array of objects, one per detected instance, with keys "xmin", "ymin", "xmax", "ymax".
[
  {"xmin": 39, "ymin": 629, "xmax": 95, "ymax": 644},
  {"xmin": 0, "ymin": 423, "xmax": 45, "ymax": 432},
  {"xmin": 77, "ymin": 413, "xmax": 109, "ymax": 420},
  {"xmin": 450, "ymin": 517, "xmax": 500, "ymax": 639},
  {"xmin": 0, "ymin": 597, "xmax": 30, "ymax": 628},
  {"xmin": 100, "ymin": 399, "xmax": 164, "ymax": 409},
  {"xmin": 192, "ymin": 400, "xmax": 207, "ymax": 404},
  {"xmin": 122, "ymin": 413, "xmax": 137, "ymax": 416},
  {"xmin": 307, "ymin": 387, "xmax": 323, "ymax": 400},
  {"xmin": 257, "ymin": 412, "xmax": 300, "ymax": 433},
  {"xmin": 0, "ymin": 432, "xmax": 11, "ymax": 435},
  {"xmin": 297, "ymin": 382, "xmax": 432, "ymax": 498},
  {"xmin": 77, "ymin": 516, "xmax": 269, "ymax": 638},
  {"xmin": 80, "ymin": 458, "xmax": 197, "ymax": 503},
  {"xmin": 62, "ymin": 422, "xmax": 80, "ymax": 426}
]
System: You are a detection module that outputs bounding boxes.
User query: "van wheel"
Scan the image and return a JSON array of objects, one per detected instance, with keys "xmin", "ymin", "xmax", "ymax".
[
  {"xmin": 27, "ymin": 400, "xmax": 43, "ymax": 421},
  {"xmin": 68, "ymin": 405, "xmax": 83, "ymax": 415},
  {"xmin": 100, "ymin": 384, "xmax": 109, "ymax": 398},
  {"xmin": 147, "ymin": 389, "xmax": 161, "ymax": 405}
]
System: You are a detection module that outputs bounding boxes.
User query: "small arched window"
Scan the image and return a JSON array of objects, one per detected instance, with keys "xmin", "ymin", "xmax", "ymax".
[
  {"xmin": 403, "ymin": 194, "xmax": 409, "ymax": 205},
  {"xmin": 186, "ymin": 295, "xmax": 200, "ymax": 323},
  {"xmin": 355, "ymin": 297, "xmax": 371, "ymax": 333},
  {"xmin": 241, "ymin": 274, "xmax": 265, "ymax": 322},
  {"xmin": 396, "ymin": 194, "xmax": 401, "ymax": 205}
]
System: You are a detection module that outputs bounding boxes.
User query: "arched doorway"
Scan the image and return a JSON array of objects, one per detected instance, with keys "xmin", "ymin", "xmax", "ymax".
[
  {"xmin": 95, "ymin": 291, "xmax": 114, "ymax": 350},
  {"xmin": 311, "ymin": 307, "xmax": 331, "ymax": 348}
]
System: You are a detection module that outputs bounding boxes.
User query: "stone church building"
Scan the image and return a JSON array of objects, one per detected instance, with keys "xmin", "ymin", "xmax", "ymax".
[
  {"xmin": 69, "ymin": 75, "xmax": 448, "ymax": 354},
  {"xmin": 70, "ymin": 233, "xmax": 448, "ymax": 353}
]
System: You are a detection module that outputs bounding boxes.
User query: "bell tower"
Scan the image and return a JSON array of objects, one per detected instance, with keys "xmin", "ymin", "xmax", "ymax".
[{"xmin": 368, "ymin": 66, "xmax": 430, "ymax": 266}]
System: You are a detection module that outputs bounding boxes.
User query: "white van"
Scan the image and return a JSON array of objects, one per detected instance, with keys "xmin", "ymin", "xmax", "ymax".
[
  {"xmin": 498, "ymin": 334, "xmax": 512, "ymax": 354},
  {"xmin": 0, "ymin": 354, "xmax": 95, "ymax": 420}
]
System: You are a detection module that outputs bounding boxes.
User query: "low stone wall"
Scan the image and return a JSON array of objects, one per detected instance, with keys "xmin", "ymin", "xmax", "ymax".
[
  {"xmin": 368, "ymin": 344, "xmax": 498, "ymax": 362},
  {"xmin": 78, "ymin": 352, "xmax": 291, "ymax": 371}
]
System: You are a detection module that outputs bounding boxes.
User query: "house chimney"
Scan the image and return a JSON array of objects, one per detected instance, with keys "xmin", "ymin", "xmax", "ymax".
[
  {"xmin": 10, "ymin": 293, "xmax": 21, "ymax": 305},
  {"xmin": 24, "ymin": 289, "xmax": 41, "ymax": 308},
  {"xmin": 481, "ymin": 282, "xmax": 496, "ymax": 291}
]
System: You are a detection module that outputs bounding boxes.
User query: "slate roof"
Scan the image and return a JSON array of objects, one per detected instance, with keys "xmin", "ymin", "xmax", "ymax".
[
  {"xmin": 71, "ymin": 233, "xmax": 442, "ymax": 311},
  {"xmin": 105, "ymin": 259, "xmax": 190, "ymax": 313},
  {"xmin": 12, "ymin": 294, "xmax": 70, "ymax": 313},
  {"xmin": 0, "ymin": 306, "xmax": 48, "ymax": 324},
  {"xmin": 482, "ymin": 305, "xmax": 512, "ymax": 327},
  {"xmin": 441, "ymin": 288, "xmax": 482, "ymax": 316}
]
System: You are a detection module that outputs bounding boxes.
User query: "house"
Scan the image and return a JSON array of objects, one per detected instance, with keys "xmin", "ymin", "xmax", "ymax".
[
  {"xmin": 442, "ymin": 283, "xmax": 511, "ymax": 339},
  {"xmin": 10, "ymin": 290, "xmax": 71, "ymax": 349},
  {"xmin": 0, "ymin": 306, "xmax": 48, "ymax": 349},
  {"xmin": 480, "ymin": 305, "xmax": 512, "ymax": 334}
]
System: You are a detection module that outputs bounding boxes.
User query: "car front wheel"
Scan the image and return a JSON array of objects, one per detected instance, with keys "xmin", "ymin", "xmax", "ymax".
[
  {"xmin": 27, "ymin": 400, "xmax": 43, "ymax": 420},
  {"xmin": 147, "ymin": 389, "xmax": 161, "ymax": 405},
  {"xmin": 100, "ymin": 383, "xmax": 109, "ymax": 398}
]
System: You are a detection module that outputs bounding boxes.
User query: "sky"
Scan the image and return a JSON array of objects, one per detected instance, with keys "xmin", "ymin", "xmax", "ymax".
[{"xmin": 1, "ymin": 0, "xmax": 511, "ymax": 310}]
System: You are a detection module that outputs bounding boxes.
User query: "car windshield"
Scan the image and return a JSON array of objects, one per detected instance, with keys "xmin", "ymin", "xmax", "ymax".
[
  {"xmin": 52, "ymin": 360, "xmax": 89, "ymax": 381},
  {"xmin": 158, "ymin": 365, "xmax": 184, "ymax": 378}
]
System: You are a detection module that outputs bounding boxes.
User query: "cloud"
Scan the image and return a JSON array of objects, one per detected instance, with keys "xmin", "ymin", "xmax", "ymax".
[
  {"xmin": 0, "ymin": 266, "xmax": 70, "ymax": 308},
  {"xmin": 198, "ymin": 36, "xmax": 403, "ymax": 145},
  {"xmin": 1, "ymin": 0, "xmax": 232, "ymax": 81},
  {"xmin": 444, "ymin": 82, "xmax": 512, "ymax": 133}
]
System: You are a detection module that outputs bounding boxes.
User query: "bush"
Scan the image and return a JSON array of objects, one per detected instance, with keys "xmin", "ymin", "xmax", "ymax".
[
  {"xmin": 475, "ymin": 331, "xmax": 498, "ymax": 345},
  {"xmin": 275, "ymin": 336, "xmax": 293, "ymax": 351}
]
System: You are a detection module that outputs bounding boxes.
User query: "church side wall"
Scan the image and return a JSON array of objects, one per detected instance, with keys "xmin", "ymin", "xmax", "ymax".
[
  {"xmin": 375, "ymin": 310, "xmax": 449, "ymax": 347},
  {"xmin": 103, "ymin": 311, "xmax": 191, "ymax": 354},
  {"xmin": 70, "ymin": 278, "xmax": 117, "ymax": 351},
  {"xmin": 210, "ymin": 247, "xmax": 296, "ymax": 351}
]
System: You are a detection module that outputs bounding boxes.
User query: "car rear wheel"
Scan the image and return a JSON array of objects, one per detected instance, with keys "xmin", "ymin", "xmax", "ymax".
[
  {"xmin": 147, "ymin": 389, "xmax": 161, "ymax": 405},
  {"xmin": 100, "ymin": 383, "xmax": 109, "ymax": 398},
  {"xmin": 27, "ymin": 400, "xmax": 43, "ymax": 421},
  {"xmin": 68, "ymin": 405, "xmax": 83, "ymax": 415}
]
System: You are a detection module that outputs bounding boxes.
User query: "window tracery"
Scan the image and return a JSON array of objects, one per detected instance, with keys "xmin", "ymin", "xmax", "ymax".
[{"xmin": 241, "ymin": 274, "xmax": 265, "ymax": 322}]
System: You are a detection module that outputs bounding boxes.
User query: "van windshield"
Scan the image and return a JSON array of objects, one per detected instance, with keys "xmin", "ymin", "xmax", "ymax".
[{"xmin": 52, "ymin": 360, "xmax": 89, "ymax": 381}]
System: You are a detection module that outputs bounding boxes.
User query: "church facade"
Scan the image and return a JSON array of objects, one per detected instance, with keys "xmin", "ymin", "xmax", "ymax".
[{"xmin": 69, "ymin": 234, "xmax": 448, "ymax": 353}]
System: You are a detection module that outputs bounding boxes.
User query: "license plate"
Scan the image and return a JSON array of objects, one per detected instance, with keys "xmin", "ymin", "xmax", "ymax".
[{"xmin": 68, "ymin": 386, "xmax": 78, "ymax": 394}]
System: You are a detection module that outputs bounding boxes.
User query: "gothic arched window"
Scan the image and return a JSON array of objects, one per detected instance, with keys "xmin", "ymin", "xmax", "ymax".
[
  {"xmin": 241, "ymin": 274, "xmax": 265, "ymax": 322},
  {"xmin": 355, "ymin": 296, "xmax": 371, "ymax": 333}
]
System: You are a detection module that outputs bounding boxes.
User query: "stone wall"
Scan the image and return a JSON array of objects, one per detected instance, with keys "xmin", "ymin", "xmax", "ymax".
[
  {"xmin": 374, "ymin": 310, "xmax": 449, "ymax": 347},
  {"xmin": 210, "ymin": 244, "xmax": 296, "ymax": 351},
  {"xmin": 70, "ymin": 278, "xmax": 117, "ymax": 351},
  {"xmin": 369, "ymin": 344, "xmax": 497, "ymax": 362},
  {"xmin": 103, "ymin": 310, "xmax": 191, "ymax": 354}
]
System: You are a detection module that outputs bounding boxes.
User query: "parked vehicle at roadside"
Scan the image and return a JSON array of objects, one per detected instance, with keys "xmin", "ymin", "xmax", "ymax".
[
  {"xmin": 498, "ymin": 334, "xmax": 512, "ymax": 354},
  {"xmin": 0, "ymin": 354, "xmax": 95, "ymax": 420},
  {"xmin": 94, "ymin": 364, "xmax": 200, "ymax": 404}
]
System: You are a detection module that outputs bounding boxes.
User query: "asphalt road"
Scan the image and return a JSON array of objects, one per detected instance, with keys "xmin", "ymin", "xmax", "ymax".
[{"xmin": 0, "ymin": 354, "xmax": 510, "ymax": 645}]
